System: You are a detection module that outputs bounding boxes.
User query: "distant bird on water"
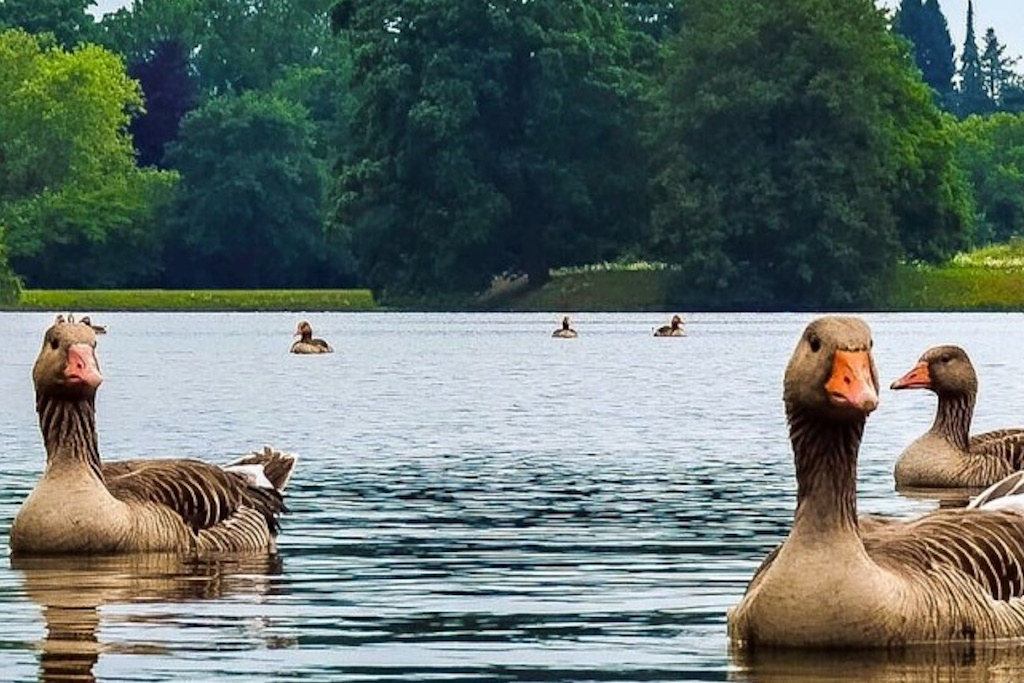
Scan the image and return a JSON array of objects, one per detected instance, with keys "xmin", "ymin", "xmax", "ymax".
[
  {"xmin": 291, "ymin": 320, "xmax": 333, "ymax": 354},
  {"xmin": 654, "ymin": 314, "xmax": 685, "ymax": 337},
  {"xmin": 552, "ymin": 316, "xmax": 578, "ymax": 339}
]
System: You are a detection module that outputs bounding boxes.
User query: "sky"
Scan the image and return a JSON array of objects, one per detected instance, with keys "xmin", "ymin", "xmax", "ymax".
[
  {"xmin": 88, "ymin": 0, "xmax": 1023, "ymax": 63},
  {"xmin": 878, "ymin": 0, "xmax": 1024, "ymax": 62}
]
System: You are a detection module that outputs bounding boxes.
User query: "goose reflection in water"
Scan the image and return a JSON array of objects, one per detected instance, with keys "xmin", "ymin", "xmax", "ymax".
[
  {"xmin": 12, "ymin": 553, "xmax": 285, "ymax": 683},
  {"xmin": 732, "ymin": 644, "xmax": 1024, "ymax": 683}
]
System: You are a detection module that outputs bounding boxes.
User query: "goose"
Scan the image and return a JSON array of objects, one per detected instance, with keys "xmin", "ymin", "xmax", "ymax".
[
  {"xmin": 79, "ymin": 316, "xmax": 106, "ymax": 334},
  {"xmin": 552, "ymin": 316, "xmax": 578, "ymax": 338},
  {"xmin": 728, "ymin": 316, "xmax": 1024, "ymax": 648},
  {"xmin": 10, "ymin": 315, "xmax": 298, "ymax": 556},
  {"xmin": 890, "ymin": 345, "xmax": 1024, "ymax": 489},
  {"xmin": 291, "ymin": 320, "xmax": 333, "ymax": 354},
  {"xmin": 654, "ymin": 314, "xmax": 685, "ymax": 337}
]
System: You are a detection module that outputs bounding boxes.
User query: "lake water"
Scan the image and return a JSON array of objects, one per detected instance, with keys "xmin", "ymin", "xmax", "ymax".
[{"xmin": 3, "ymin": 311, "xmax": 1024, "ymax": 682}]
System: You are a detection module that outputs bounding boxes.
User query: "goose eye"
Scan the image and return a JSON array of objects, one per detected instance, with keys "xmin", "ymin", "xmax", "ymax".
[{"xmin": 808, "ymin": 335, "xmax": 821, "ymax": 353}]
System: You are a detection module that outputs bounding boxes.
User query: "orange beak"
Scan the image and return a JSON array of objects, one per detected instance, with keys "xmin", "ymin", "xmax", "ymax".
[
  {"xmin": 825, "ymin": 349, "xmax": 878, "ymax": 413},
  {"xmin": 890, "ymin": 362, "xmax": 931, "ymax": 391},
  {"xmin": 64, "ymin": 343, "xmax": 103, "ymax": 388}
]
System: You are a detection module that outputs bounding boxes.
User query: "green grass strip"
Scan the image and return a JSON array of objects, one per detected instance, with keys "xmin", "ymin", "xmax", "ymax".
[
  {"xmin": 9, "ymin": 289, "xmax": 378, "ymax": 312},
  {"xmin": 885, "ymin": 265, "xmax": 1024, "ymax": 311}
]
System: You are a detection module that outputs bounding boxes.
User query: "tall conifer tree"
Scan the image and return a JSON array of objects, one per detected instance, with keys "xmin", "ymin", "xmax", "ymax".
[
  {"xmin": 957, "ymin": 0, "xmax": 991, "ymax": 116},
  {"xmin": 894, "ymin": 0, "xmax": 955, "ymax": 107},
  {"xmin": 980, "ymin": 28, "xmax": 1019, "ymax": 107}
]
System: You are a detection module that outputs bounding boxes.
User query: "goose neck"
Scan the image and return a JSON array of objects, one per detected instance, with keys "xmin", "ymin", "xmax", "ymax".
[
  {"xmin": 788, "ymin": 404, "xmax": 863, "ymax": 538},
  {"xmin": 37, "ymin": 394, "xmax": 104, "ymax": 481},
  {"xmin": 930, "ymin": 391, "xmax": 973, "ymax": 451}
]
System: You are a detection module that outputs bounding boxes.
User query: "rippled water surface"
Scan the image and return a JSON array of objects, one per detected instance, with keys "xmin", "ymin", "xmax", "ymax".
[{"xmin": 3, "ymin": 311, "xmax": 1024, "ymax": 682}]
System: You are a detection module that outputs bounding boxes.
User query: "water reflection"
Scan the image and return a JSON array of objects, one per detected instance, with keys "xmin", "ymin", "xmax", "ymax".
[
  {"xmin": 12, "ymin": 553, "xmax": 283, "ymax": 683},
  {"xmin": 897, "ymin": 487, "xmax": 979, "ymax": 509},
  {"xmin": 732, "ymin": 644, "xmax": 1024, "ymax": 682}
]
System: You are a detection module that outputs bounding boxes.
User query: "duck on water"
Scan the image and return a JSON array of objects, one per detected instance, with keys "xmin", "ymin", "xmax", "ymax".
[
  {"xmin": 552, "ymin": 316, "xmax": 578, "ymax": 338},
  {"xmin": 890, "ymin": 345, "xmax": 1024, "ymax": 489},
  {"xmin": 654, "ymin": 314, "xmax": 685, "ymax": 337},
  {"xmin": 291, "ymin": 320, "xmax": 333, "ymax": 354},
  {"xmin": 729, "ymin": 316, "xmax": 1024, "ymax": 648},
  {"xmin": 10, "ymin": 315, "xmax": 297, "ymax": 556}
]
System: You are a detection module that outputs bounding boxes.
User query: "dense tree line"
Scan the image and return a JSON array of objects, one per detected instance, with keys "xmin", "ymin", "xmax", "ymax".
[{"xmin": 0, "ymin": 0, "xmax": 1022, "ymax": 308}]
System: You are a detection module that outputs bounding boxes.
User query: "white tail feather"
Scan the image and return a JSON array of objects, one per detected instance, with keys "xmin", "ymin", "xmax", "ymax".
[
  {"xmin": 223, "ymin": 463, "xmax": 275, "ymax": 490},
  {"xmin": 969, "ymin": 470, "xmax": 1024, "ymax": 512}
]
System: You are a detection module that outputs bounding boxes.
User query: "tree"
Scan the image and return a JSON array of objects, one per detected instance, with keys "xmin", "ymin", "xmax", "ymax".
[
  {"xmin": 98, "ymin": 0, "xmax": 336, "ymax": 97},
  {"xmin": 162, "ymin": 91, "xmax": 332, "ymax": 287},
  {"xmin": 893, "ymin": 0, "xmax": 955, "ymax": 108},
  {"xmin": 0, "ymin": 0, "xmax": 97, "ymax": 48},
  {"xmin": 648, "ymin": 0, "xmax": 970, "ymax": 310},
  {"xmin": 980, "ymin": 28, "xmax": 1019, "ymax": 109},
  {"xmin": 128, "ymin": 38, "xmax": 199, "ymax": 168},
  {"xmin": 956, "ymin": 0, "xmax": 991, "ymax": 117},
  {"xmin": 953, "ymin": 113, "xmax": 1024, "ymax": 244},
  {"xmin": 332, "ymin": 0, "xmax": 649, "ymax": 297},
  {"xmin": 0, "ymin": 29, "xmax": 178, "ymax": 287},
  {"xmin": 0, "ymin": 225, "xmax": 22, "ymax": 304}
]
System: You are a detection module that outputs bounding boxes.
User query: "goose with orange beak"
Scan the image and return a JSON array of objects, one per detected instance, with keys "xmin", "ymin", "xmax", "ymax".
[{"xmin": 891, "ymin": 345, "xmax": 1024, "ymax": 489}]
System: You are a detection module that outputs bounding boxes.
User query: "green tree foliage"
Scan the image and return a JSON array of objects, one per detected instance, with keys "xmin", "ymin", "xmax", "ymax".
[
  {"xmin": 0, "ymin": 225, "xmax": 22, "ymax": 304},
  {"xmin": 332, "ymin": 0, "xmax": 649, "ymax": 296},
  {"xmin": 953, "ymin": 113, "xmax": 1024, "ymax": 244},
  {"xmin": 980, "ymin": 28, "xmax": 1020, "ymax": 110},
  {"xmin": 97, "ymin": 0, "xmax": 201, "ymax": 61},
  {"xmin": 0, "ymin": 0, "xmax": 97, "ymax": 48},
  {"xmin": 0, "ymin": 29, "xmax": 178, "ymax": 287},
  {"xmin": 162, "ymin": 91, "xmax": 336, "ymax": 287},
  {"xmin": 648, "ymin": 0, "xmax": 971, "ymax": 310},
  {"xmin": 956, "ymin": 0, "xmax": 991, "ymax": 117},
  {"xmin": 100, "ymin": 0, "xmax": 336, "ymax": 96},
  {"xmin": 128, "ymin": 38, "xmax": 199, "ymax": 168},
  {"xmin": 894, "ymin": 0, "xmax": 955, "ymax": 107}
]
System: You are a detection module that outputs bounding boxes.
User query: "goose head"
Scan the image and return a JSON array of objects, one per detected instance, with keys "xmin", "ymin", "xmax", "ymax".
[
  {"xmin": 561, "ymin": 316, "xmax": 572, "ymax": 330},
  {"xmin": 33, "ymin": 314, "xmax": 103, "ymax": 399},
  {"xmin": 784, "ymin": 316, "xmax": 879, "ymax": 420},
  {"xmin": 890, "ymin": 345, "xmax": 977, "ymax": 398},
  {"xmin": 295, "ymin": 321, "xmax": 313, "ymax": 339},
  {"xmin": 671, "ymin": 315, "xmax": 683, "ymax": 328}
]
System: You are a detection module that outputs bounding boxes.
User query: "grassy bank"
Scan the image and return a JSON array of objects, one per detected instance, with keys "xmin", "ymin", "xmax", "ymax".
[
  {"xmin": 490, "ymin": 245, "xmax": 1024, "ymax": 312},
  {"xmin": 482, "ymin": 263, "xmax": 680, "ymax": 312},
  {"xmin": 8, "ymin": 289, "xmax": 377, "ymax": 312},
  {"xmin": 883, "ymin": 242, "xmax": 1024, "ymax": 311},
  {"xmin": 8, "ymin": 242, "xmax": 1024, "ymax": 313}
]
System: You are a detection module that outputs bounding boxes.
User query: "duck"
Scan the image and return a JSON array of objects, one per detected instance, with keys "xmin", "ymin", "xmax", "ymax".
[
  {"xmin": 728, "ymin": 316, "xmax": 1024, "ymax": 648},
  {"xmin": 890, "ymin": 345, "xmax": 1024, "ymax": 489},
  {"xmin": 10, "ymin": 315, "xmax": 298, "ymax": 556},
  {"xmin": 291, "ymin": 320, "xmax": 333, "ymax": 354},
  {"xmin": 552, "ymin": 316, "xmax": 578, "ymax": 338},
  {"xmin": 78, "ymin": 316, "xmax": 106, "ymax": 334},
  {"xmin": 654, "ymin": 314, "xmax": 685, "ymax": 337}
]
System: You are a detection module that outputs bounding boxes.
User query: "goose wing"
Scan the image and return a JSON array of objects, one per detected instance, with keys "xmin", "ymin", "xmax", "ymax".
[
  {"xmin": 865, "ymin": 509, "xmax": 1024, "ymax": 602},
  {"xmin": 104, "ymin": 458, "xmax": 285, "ymax": 535},
  {"xmin": 970, "ymin": 429, "xmax": 1024, "ymax": 470}
]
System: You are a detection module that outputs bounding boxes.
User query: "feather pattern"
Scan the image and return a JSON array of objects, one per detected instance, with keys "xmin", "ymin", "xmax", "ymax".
[
  {"xmin": 728, "ymin": 317, "xmax": 1024, "ymax": 648},
  {"xmin": 10, "ymin": 317, "xmax": 297, "ymax": 556},
  {"xmin": 893, "ymin": 346, "xmax": 1024, "ymax": 489}
]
